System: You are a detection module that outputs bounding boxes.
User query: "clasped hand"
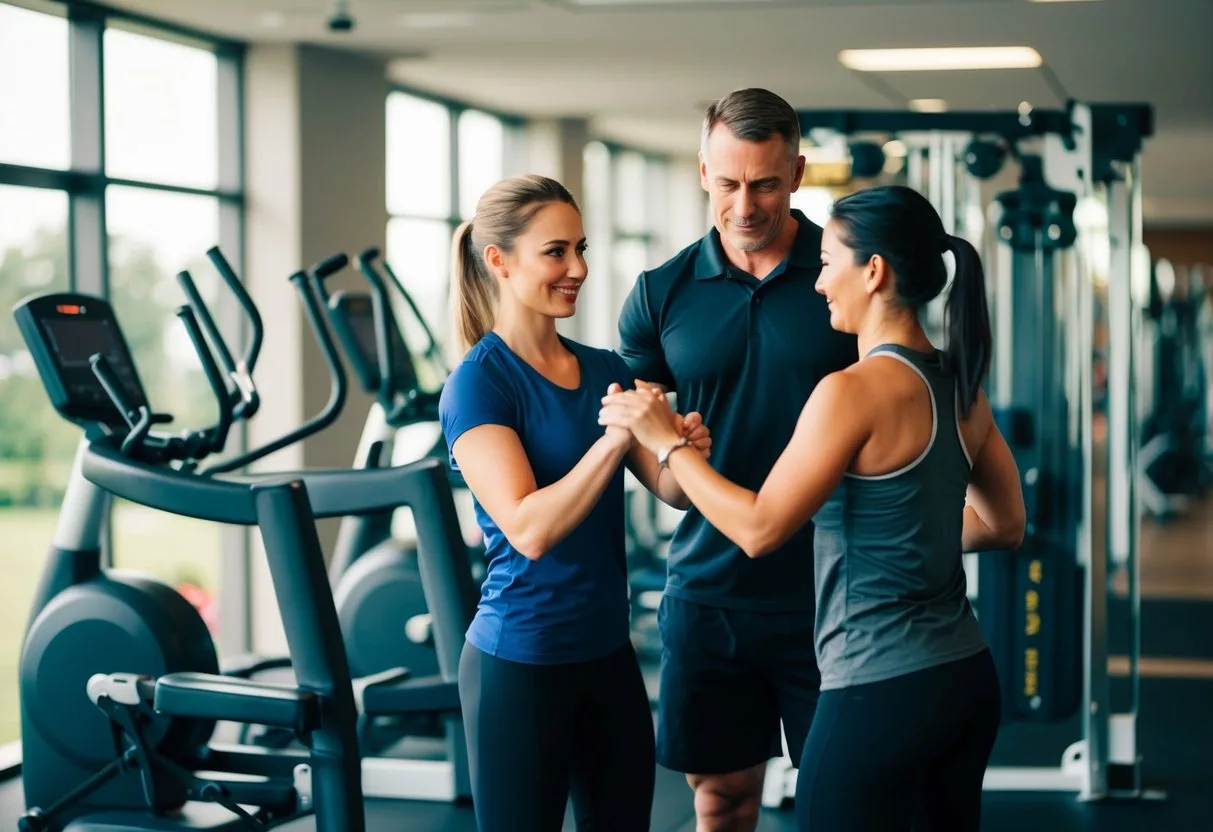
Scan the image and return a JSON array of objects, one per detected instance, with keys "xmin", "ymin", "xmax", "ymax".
[{"xmin": 600, "ymin": 381, "xmax": 711, "ymax": 458}]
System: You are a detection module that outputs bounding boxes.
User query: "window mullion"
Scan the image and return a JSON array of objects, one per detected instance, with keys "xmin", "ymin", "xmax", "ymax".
[{"xmin": 67, "ymin": 2, "xmax": 106, "ymax": 297}]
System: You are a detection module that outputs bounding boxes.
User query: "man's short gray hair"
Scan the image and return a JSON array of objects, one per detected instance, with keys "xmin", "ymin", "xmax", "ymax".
[{"xmin": 700, "ymin": 88, "xmax": 801, "ymax": 161}]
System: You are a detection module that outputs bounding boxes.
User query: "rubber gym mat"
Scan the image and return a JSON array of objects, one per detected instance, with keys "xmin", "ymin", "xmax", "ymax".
[{"xmin": 1108, "ymin": 597, "xmax": 1213, "ymax": 660}]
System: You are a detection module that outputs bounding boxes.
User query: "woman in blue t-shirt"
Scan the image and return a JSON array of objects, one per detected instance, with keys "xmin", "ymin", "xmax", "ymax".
[{"xmin": 437, "ymin": 173, "xmax": 710, "ymax": 831}]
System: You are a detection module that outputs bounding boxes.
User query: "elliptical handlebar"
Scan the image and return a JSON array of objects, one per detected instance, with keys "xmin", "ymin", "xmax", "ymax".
[
  {"xmin": 85, "ymin": 302, "xmax": 235, "ymax": 465},
  {"xmin": 88, "ymin": 354, "xmax": 171, "ymax": 458},
  {"xmin": 176, "ymin": 270, "xmax": 238, "ymax": 376},
  {"xmin": 357, "ymin": 247, "xmax": 445, "ymax": 366},
  {"xmin": 175, "ymin": 303, "xmax": 233, "ymax": 458},
  {"xmin": 352, "ymin": 248, "xmax": 398, "ymax": 409},
  {"xmin": 202, "ymin": 267, "xmax": 349, "ymax": 476},
  {"xmin": 376, "ymin": 257, "xmax": 445, "ymax": 370},
  {"xmin": 206, "ymin": 246, "xmax": 263, "ymax": 377},
  {"xmin": 175, "ymin": 269, "xmax": 258, "ymax": 425},
  {"xmin": 89, "ymin": 354, "xmax": 141, "ymax": 433},
  {"xmin": 310, "ymin": 253, "xmax": 350, "ymax": 305},
  {"xmin": 179, "ymin": 248, "xmax": 263, "ymax": 423}
]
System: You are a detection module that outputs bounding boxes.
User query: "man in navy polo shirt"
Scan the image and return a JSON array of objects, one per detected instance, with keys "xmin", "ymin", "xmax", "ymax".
[{"xmin": 618, "ymin": 88, "xmax": 858, "ymax": 830}]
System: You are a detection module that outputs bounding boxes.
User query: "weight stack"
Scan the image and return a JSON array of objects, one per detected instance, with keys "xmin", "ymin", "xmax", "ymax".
[
  {"xmin": 976, "ymin": 408, "xmax": 1083, "ymax": 723},
  {"xmin": 1010, "ymin": 529, "xmax": 1083, "ymax": 721}
]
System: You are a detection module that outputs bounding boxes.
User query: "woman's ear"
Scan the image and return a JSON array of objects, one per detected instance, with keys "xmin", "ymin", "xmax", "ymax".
[
  {"xmin": 484, "ymin": 244, "xmax": 508, "ymax": 280},
  {"xmin": 864, "ymin": 254, "xmax": 886, "ymax": 296}
]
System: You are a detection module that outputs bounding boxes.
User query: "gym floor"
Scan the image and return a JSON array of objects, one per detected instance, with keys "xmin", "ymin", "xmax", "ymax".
[{"xmin": 3, "ymin": 500, "xmax": 1211, "ymax": 831}]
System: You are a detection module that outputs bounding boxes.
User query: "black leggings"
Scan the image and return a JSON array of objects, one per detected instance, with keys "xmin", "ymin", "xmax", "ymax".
[
  {"xmin": 458, "ymin": 640, "xmax": 656, "ymax": 831},
  {"xmin": 796, "ymin": 649, "xmax": 1002, "ymax": 831}
]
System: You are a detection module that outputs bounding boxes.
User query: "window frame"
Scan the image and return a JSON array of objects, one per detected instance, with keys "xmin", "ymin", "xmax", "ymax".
[
  {"xmin": 0, "ymin": 0, "xmax": 247, "ymax": 772},
  {"xmin": 385, "ymin": 86, "xmax": 524, "ymax": 341},
  {"xmin": 599, "ymin": 139, "xmax": 671, "ymax": 256},
  {"xmin": 387, "ymin": 84, "xmax": 526, "ymax": 234},
  {"xmin": 580, "ymin": 139, "xmax": 673, "ymax": 348}
]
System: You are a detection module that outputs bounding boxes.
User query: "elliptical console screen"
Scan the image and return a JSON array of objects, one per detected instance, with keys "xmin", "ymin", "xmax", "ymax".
[
  {"xmin": 12, "ymin": 293, "xmax": 149, "ymax": 430},
  {"xmin": 329, "ymin": 291, "xmax": 419, "ymax": 395}
]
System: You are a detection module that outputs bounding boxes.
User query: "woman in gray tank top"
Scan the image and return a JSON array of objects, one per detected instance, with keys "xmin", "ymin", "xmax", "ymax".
[{"xmin": 600, "ymin": 184, "xmax": 1026, "ymax": 831}]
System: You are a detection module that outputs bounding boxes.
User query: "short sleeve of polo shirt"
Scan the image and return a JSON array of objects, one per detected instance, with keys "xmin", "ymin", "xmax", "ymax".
[{"xmin": 617, "ymin": 272, "xmax": 675, "ymax": 388}]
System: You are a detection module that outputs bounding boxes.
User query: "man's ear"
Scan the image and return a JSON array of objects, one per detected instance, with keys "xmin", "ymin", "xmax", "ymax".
[{"xmin": 790, "ymin": 154, "xmax": 806, "ymax": 195}]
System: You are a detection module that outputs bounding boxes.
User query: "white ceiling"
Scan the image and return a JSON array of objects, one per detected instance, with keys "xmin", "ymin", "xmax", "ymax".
[{"xmin": 99, "ymin": 0, "xmax": 1213, "ymax": 225}]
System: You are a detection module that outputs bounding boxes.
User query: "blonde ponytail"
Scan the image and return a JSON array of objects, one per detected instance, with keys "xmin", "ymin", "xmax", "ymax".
[{"xmin": 450, "ymin": 219, "xmax": 497, "ymax": 358}]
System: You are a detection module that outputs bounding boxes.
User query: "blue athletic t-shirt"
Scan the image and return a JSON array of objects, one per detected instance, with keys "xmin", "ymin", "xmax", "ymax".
[{"xmin": 438, "ymin": 330, "xmax": 634, "ymax": 665}]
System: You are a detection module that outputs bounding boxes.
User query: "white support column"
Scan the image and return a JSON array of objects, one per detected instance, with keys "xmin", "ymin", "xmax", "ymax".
[
  {"xmin": 521, "ymin": 118, "xmax": 590, "ymax": 341},
  {"xmin": 664, "ymin": 158, "xmax": 706, "ymax": 261},
  {"xmin": 242, "ymin": 43, "xmax": 386, "ymax": 654}
]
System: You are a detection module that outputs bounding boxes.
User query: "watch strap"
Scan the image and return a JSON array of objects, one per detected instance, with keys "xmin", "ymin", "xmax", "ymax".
[{"xmin": 658, "ymin": 436, "xmax": 692, "ymax": 468}]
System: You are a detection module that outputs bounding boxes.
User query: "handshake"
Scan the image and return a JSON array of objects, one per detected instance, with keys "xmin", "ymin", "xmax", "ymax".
[{"xmin": 599, "ymin": 380, "xmax": 712, "ymax": 459}]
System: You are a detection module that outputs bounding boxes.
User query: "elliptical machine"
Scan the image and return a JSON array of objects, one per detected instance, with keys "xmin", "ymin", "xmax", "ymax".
[
  {"xmin": 311, "ymin": 249, "xmax": 447, "ymax": 683},
  {"xmin": 13, "ymin": 270, "xmax": 362, "ymax": 832},
  {"xmin": 14, "ymin": 255, "xmax": 479, "ymax": 827},
  {"xmin": 308, "ymin": 247, "xmax": 484, "ymax": 684},
  {"xmin": 218, "ymin": 251, "xmax": 478, "ymax": 803}
]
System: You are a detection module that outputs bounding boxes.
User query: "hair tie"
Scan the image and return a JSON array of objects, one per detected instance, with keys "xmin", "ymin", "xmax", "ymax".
[{"xmin": 940, "ymin": 233, "xmax": 953, "ymax": 254}]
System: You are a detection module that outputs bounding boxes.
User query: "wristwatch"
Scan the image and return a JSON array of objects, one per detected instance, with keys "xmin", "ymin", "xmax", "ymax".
[{"xmin": 657, "ymin": 436, "xmax": 692, "ymax": 469}]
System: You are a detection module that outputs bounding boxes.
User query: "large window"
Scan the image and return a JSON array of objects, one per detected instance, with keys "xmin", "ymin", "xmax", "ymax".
[
  {"xmin": 104, "ymin": 27, "xmax": 219, "ymax": 189},
  {"xmin": 458, "ymin": 109, "xmax": 505, "ymax": 220},
  {"xmin": 614, "ymin": 150, "xmax": 651, "ymax": 236},
  {"xmin": 0, "ymin": 184, "xmax": 72, "ymax": 749},
  {"xmin": 0, "ymin": 3, "xmax": 69, "ymax": 169},
  {"xmin": 106, "ymin": 187, "xmax": 225, "ymax": 629},
  {"xmin": 385, "ymin": 91, "xmax": 509, "ymax": 355},
  {"xmin": 387, "ymin": 92, "xmax": 453, "ymax": 351},
  {"xmin": 580, "ymin": 142, "xmax": 671, "ymax": 349},
  {"xmin": 0, "ymin": 1, "xmax": 243, "ymax": 753},
  {"xmin": 99, "ymin": 25, "xmax": 235, "ymax": 645}
]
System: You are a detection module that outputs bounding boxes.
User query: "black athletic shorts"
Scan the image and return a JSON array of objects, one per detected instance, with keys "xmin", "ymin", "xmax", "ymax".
[{"xmin": 656, "ymin": 594, "xmax": 821, "ymax": 775}]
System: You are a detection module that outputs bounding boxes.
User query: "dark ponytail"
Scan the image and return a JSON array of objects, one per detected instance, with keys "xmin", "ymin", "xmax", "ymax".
[
  {"xmin": 829, "ymin": 184, "xmax": 991, "ymax": 417},
  {"xmin": 943, "ymin": 234, "xmax": 992, "ymax": 418}
]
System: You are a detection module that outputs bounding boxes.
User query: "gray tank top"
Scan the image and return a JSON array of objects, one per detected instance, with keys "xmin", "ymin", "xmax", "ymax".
[{"xmin": 812, "ymin": 343, "xmax": 987, "ymax": 690}]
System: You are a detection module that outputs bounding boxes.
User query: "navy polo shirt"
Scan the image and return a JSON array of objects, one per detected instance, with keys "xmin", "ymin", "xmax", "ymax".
[{"xmin": 617, "ymin": 209, "xmax": 858, "ymax": 612}]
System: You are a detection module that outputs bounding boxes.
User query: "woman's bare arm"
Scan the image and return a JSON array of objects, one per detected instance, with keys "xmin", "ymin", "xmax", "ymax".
[
  {"xmin": 451, "ymin": 425, "xmax": 631, "ymax": 560},
  {"xmin": 602, "ymin": 373, "xmax": 872, "ymax": 558},
  {"xmin": 961, "ymin": 394, "xmax": 1027, "ymax": 551}
]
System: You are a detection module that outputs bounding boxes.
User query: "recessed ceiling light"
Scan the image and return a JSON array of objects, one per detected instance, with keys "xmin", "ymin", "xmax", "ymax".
[
  {"xmin": 909, "ymin": 98, "xmax": 948, "ymax": 112},
  {"xmin": 839, "ymin": 47, "xmax": 1043, "ymax": 72},
  {"xmin": 260, "ymin": 11, "xmax": 286, "ymax": 29},
  {"xmin": 565, "ymin": 0, "xmax": 783, "ymax": 5}
]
